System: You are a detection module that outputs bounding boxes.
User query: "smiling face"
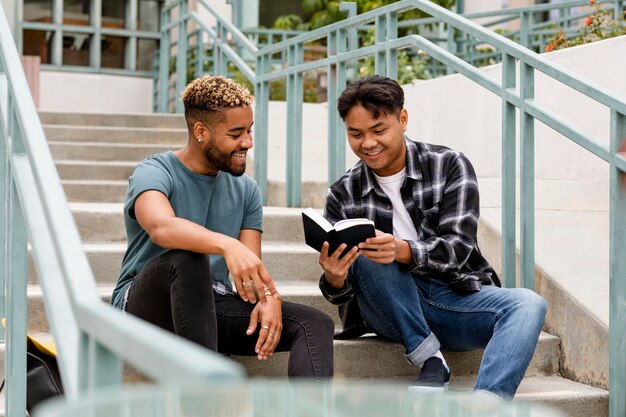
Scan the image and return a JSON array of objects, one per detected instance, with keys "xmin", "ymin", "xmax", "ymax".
[
  {"xmin": 198, "ymin": 106, "xmax": 253, "ymax": 176},
  {"xmin": 345, "ymin": 104, "xmax": 408, "ymax": 177}
]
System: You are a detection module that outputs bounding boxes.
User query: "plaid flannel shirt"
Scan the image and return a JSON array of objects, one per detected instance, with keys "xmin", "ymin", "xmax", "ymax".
[{"xmin": 320, "ymin": 138, "xmax": 499, "ymax": 305}]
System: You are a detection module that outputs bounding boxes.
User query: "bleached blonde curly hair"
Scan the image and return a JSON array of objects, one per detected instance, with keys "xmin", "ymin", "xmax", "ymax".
[{"xmin": 180, "ymin": 75, "xmax": 254, "ymax": 132}]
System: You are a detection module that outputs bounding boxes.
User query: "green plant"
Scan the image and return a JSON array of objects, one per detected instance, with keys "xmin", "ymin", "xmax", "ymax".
[
  {"xmin": 355, "ymin": 28, "xmax": 432, "ymax": 82},
  {"xmin": 545, "ymin": 0, "xmax": 626, "ymax": 52},
  {"xmin": 274, "ymin": 0, "xmax": 456, "ymax": 31}
]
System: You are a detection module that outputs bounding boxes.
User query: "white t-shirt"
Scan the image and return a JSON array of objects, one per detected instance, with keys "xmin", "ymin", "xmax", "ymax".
[{"xmin": 373, "ymin": 168, "xmax": 418, "ymax": 241}]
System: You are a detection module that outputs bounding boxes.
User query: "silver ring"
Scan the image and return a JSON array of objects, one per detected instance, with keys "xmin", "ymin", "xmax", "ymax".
[{"xmin": 243, "ymin": 280, "xmax": 253, "ymax": 288}]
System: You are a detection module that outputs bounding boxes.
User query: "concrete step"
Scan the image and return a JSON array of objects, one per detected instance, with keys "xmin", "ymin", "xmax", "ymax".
[
  {"xmin": 63, "ymin": 180, "xmax": 128, "ymax": 202},
  {"xmin": 234, "ymin": 332, "xmax": 559, "ymax": 380},
  {"xmin": 29, "ymin": 241, "xmax": 322, "ymax": 288},
  {"xmin": 39, "ymin": 111, "xmax": 186, "ymax": 129},
  {"xmin": 44, "ymin": 125, "xmax": 188, "ymax": 144},
  {"xmin": 22, "ymin": 283, "xmax": 335, "ymax": 333},
  {"xmin": 56, "ymin": 160, "xmax": 136, "ymax": 181},
  {"xmin": 22, "ymin": 283, "xmax": 559, "ymax": 382},
  {"xmin": 50, "ymin": 141, "xmax": 177, "ymax": 162},
  {"xmin": 454, "ymin": 375, "xmax": 607, "ymax": 417},
  {"xmin": 68, "ymin": 204, "xmax": 309, "ymax": 244}
]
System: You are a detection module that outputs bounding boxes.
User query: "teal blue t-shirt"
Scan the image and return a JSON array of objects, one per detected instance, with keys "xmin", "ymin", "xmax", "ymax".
[{"xmin": 111, "ymin": 151, "xmax": 263, "ymax": 308}]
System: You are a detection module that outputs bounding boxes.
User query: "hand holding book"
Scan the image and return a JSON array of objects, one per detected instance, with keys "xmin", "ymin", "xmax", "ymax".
[{"xmin": 301, "ymin": 208, "xmax": 376, "ymax": 258}]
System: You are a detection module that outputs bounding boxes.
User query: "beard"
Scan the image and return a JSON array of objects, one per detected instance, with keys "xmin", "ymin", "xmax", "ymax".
[{"xmin": 204, "ymin": 137, "xmax": 246, "ymax": 176}]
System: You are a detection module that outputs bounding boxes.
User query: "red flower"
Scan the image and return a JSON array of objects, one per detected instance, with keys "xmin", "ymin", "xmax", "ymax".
[
  {"xmin": 545, "ymin": 43, "xmax": 555, "ymax": 52},
  {"xmin": 589, "ymin": 0, "xmax": 595, "ymax": 4},
  {"xmin": 585, "ymin": 16, "xmax": 593, "ymax": 26}
]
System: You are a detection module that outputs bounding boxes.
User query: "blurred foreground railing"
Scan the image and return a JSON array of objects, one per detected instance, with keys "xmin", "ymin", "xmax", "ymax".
[
  {"xmin": 0, "ymin": 2, "xmax": 244, "ymax": 417},
  {"xmin": 34, "ymin": 381, "xmax": 567, "ymax": 417}
]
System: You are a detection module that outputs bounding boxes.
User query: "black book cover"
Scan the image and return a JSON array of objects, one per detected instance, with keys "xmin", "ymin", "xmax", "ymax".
[{"xmin": 302, "ymin": 208, "xmax": 375, "ymax": 258}]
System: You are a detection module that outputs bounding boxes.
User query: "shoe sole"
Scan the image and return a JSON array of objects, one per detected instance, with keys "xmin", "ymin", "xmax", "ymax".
[{"xmin": 407, "ymin": 382, "xmax": 449, "ymax": 394}]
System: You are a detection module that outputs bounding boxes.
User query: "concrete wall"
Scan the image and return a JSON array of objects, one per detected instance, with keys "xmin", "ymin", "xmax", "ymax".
[
  {"xmin": 266, "ymin": 101, "xmax": 359, "ymax": 184},
  {"xmin": 39, "ymin": 72, "xmax": 154, "ymax": 114},
  {"xmin": 403, "ymin": 35, "xmax": 626, "ymax": 181},
  {"xmin": 196, "ymin": 0, "xmax": 230, "ymax": 28}
]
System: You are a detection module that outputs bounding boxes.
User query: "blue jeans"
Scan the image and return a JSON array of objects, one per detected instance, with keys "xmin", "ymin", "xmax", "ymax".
[{"xmin": 348, "ymin": 257, "xmax": 546, "ymax": 397}]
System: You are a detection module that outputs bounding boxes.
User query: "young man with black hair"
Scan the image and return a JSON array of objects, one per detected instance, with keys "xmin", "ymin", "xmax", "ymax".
[
  {"xmin": 318, "ymin": 75, "xmax": 546, "ymax": 397},
  {"xmin": 112, "ymin": 75, "xmax": 334, "ymax": 378}
]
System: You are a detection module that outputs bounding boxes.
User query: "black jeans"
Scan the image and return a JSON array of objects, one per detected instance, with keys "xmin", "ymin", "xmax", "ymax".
[{"xmin": 124, "ymin": 250, "xmax": 334, "ymax": 379}]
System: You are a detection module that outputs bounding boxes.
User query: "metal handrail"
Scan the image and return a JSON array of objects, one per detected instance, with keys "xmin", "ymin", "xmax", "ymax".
[
  {"xmin": 159, "ymin": 1, "xmax": 626, "ymax": 416},
  {"xmin": 0, "ymin": 2, "xmax": 244, "ymax": 415}
]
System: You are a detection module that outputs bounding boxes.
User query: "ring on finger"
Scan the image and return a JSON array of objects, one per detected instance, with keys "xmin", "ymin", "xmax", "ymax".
[
  {"xmin": 261, "ymin": 325, "xmax": 270, "ymax": 330},
  {"xmin": 269, "ymin": 332, "xmax": 275, "ymax": 338},
  {"xmin": 243, "ymin": 280, "xmax": 254, "ymax": 288}
]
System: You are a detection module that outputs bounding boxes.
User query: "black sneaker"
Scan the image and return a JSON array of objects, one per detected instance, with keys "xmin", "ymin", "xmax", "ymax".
[{"xmin": 408, "ymin": 357, "xmax": 451, "ymax": 393}]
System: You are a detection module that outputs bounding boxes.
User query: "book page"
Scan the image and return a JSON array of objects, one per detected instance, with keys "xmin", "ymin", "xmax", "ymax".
[
  {"xmin": 302, "ymin": 207, "xmax": 334, "ymax": 233},
  {"xmin": 334, "ymin": 218, "xmax": 375, "ymax": 232}
]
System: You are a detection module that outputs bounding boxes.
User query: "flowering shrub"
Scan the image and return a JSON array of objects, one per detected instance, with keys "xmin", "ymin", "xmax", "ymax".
[{"xmin": 545, "ymin": 0, "xmax": 626, "ymax": 52}]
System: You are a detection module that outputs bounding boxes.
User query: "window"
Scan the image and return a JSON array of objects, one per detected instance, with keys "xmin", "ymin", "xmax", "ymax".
[{"xmin": 21, "ymin": 0, "xmax": 163, "ymax": 75}]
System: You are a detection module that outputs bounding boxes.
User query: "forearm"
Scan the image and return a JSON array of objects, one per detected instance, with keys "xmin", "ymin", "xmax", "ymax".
[
  {"xmin": 407, "ymin": 236, "xmax": 472, "ymax": 273},
  {"xmin": 148, "ymin": 217, "xmax": 236, "ymax": 256}
]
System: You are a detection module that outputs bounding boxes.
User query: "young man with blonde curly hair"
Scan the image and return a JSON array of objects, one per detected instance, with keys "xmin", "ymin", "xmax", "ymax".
[{"xmin": 112, "ymin": 75, "xmax": 334, "ymax": 378}]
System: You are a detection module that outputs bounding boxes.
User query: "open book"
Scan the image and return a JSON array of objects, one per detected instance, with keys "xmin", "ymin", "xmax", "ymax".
[{"xmin": 302, "ymin": 208, "xmax": 376, "ymax": 258}]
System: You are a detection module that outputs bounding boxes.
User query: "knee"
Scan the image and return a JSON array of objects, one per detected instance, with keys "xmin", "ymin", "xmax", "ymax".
[
  {"xmin": 159, "ymin": 250, "xmax": 211, "ymax": 284},
  {"xmin": 309, "ymin": 309, "xmax": 335, "ymax": 340},
  {"xmin": 288, "ymin": 304, "xmax": 335, "ymax": 341},
  {"xmin": 350, "ymin": 256, "xmax": 400, "ymax": 286},
  {"xmin": 161, "ymin": 250, "xmax": 209, "ymax": 269},
  {"xmin": 514, "ymin": 289, "xmax": 547, "ymax": 322}
]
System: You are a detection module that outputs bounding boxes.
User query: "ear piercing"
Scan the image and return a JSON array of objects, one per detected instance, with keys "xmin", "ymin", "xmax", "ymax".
[{"xmin": 197, "ymin": 137, "xmax": 202, "ymax": 143}]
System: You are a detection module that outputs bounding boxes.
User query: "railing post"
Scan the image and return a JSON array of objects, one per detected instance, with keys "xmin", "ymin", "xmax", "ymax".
[
  {"xmin": 90, "ymin": 0, "xmax": 103, "ymax": 70},
  {"xmin": 195, "ymin": 30, "xmax": 204, "ymax": 78},
  {"xmin": 286, "ymin": 43, "xmax": 304, "ymax": 207},
  {"xmin": 84, "ymin": 337, "xmax": 122, "ymax": 392},
  {"xmin": 446, "ymin": 27, "xmax": 456, "ymax": 76},
  {"xmin": 501, "ymin": 53, "xmax": 517, "ymax": 288},
  {"xmin": 615, "ymin": 0, "xmax": 624, "ymax": 20},
  {"xmin": 175, "ymin": 0, "xmax": 188, "ymax": 113},
  {"xmin": 158, "ymin": 7, "xmax": 171, "ymax": 112},
  {"xmin": 520, "ymin": 11, "xmax": 532, "ymax": 49},
  {"xmin": 5, "ymin": 107, "xmax": 28, "ymax": 417},
  {"xmin": 51, "ymin": 0, "xmax": 62, "ymax": 65},
  {"xmin": 609, "ymin": 110, "xmax": 626, "ymax": 417},
  {"xmin": 386, "ymin": 12, "xmax": 398, "ymax": 80},
  {"xmin": 254, "ymin": 54, "xmax": 269, "ymax": 204},
  {"xmin": 520, "ymin": 62, "xmax": 535, "ymax": 291},
  {"xmin": 339, "ymin": 2, "xmax": 358, "ymax": 50},
  {"xmin": 0, "ymin": 71, "xmax": 7, "ymax": 337},
  {"xmin": 327, "ymin": 29, "xmax": 347, "ymax": 186},
  {"xmin": 216, "ymin": 22, "xmax": 228, "ymax": 76},
  {"xmin": 375, "ymin": 14, "xmax": 387, "ymax": 76}
]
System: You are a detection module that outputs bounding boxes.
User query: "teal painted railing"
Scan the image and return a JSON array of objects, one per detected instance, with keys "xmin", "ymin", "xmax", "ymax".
[
  {"xmin": 0, "ymin": 2, "xmax": 245, "ymax": 416},
  {"xmin": 158, "ymin": 1, "xmax": 626, "ymax": 415},
  {"xmin": 234, "ymin": 1, "xmax": 625, "ymax": 79}
]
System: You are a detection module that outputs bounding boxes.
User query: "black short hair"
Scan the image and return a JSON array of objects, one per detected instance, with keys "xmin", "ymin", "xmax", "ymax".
[{"xmin": 337, "ymin": 75, "xmax": 404, "ymax": 120}]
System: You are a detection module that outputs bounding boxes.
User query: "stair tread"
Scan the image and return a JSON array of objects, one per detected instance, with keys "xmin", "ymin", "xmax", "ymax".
[
  {"xmin": 49, "ymin": 140, "xmax": 176, "ymax": 148},
  {"xmin": 56, "ymin": 159, "xmax": 139, "ymax": 166},
  {"xmin": 62, "ymin": 179, "xmax": 128, "ymax": 184},
  {"xmin": 45, "ymin": 124, "xmax": 186, "ymax": 132}
]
